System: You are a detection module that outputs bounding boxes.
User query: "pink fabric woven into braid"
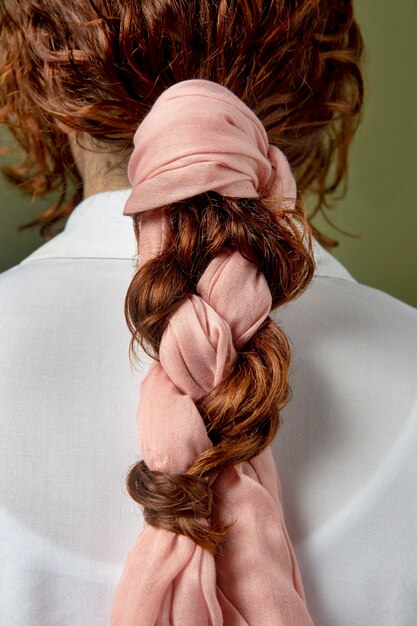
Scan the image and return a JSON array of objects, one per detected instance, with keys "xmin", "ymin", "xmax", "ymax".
[{"xmin": 109, "ymin": 79, "xmax": 314, "ymax": 625}]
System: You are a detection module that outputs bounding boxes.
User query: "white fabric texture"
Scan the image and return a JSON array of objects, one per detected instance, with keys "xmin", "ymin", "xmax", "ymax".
[{"xmin": 1, "ymin": 187, "xmax": 416, "ymax": 626}]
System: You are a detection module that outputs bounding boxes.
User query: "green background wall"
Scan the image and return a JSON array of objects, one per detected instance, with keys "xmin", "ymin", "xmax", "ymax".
[{"xmin": 0, "ymin": 0, "xmax": 416, "ymax": 307}]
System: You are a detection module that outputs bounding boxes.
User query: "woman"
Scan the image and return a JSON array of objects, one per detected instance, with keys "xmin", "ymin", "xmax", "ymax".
[{"xmin": 1, "ymin": 1, "xmax": 417, "ymax": 625}]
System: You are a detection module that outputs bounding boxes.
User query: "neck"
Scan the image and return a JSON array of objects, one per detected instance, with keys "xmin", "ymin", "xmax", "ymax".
[
  {"xmin": 82, "ymin": 172, "xmax": 131, "ymax": 199},
  {"xmin": 68, "ymin": 131, "xmax": 131, "ymax": 199}
]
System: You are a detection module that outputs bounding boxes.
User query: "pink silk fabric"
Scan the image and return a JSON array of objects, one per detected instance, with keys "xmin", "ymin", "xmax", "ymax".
[{"xmin": 109, "ymin": 80, "xmax": 314, "ymax": 625}]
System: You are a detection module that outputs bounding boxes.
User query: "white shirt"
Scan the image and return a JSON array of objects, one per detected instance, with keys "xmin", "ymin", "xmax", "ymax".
[{"xmin": 1, "ymin": 188, "xmax": 416, "ymax": 626}]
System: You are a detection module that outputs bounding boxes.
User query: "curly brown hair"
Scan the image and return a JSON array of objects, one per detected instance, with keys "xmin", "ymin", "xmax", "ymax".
[{"xmin": 0, "ymin": 0, "xmax": 364, "ymax": 556}]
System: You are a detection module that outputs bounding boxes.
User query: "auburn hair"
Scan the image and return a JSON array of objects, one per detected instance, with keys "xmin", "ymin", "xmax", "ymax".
[{"xmin": 0, "ymin": 0, "xmax": 364, "ymax": 554}]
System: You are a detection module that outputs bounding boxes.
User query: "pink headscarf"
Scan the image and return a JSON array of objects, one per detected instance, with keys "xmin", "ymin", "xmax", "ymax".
[{"xmin": 110, "ymin": 79, "xmax": 314, "ymax": 625}]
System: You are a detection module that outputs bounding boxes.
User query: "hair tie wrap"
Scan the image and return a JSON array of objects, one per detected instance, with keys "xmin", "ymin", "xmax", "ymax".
[
  {"xmin": 123, "ymin": 79, "xmax": 296, "ymax": 216},
  {"xmin": 110, "ymin": 79, "xmax": 314, "ymax": 625}
]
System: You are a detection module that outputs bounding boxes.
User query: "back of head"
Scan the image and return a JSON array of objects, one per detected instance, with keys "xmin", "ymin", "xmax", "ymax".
[
  {"xmin": 0, "ymin": 1, "xmax": 364, "ymax": 623},
  {"xmin": 0, "ymin": 0, "xmax": 363, "ymax": 243}
]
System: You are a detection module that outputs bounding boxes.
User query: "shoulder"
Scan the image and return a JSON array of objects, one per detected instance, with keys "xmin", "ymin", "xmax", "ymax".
[
  {"xmin": 278, "ymin": 260, "xmax": 417, "ymax": 349},
  {"xmin": 276, "ymin": 273, "xmax": 417, "ymax": 400},
  {"xmin": 0, "ymin": 258, "xmax": 69, "ymax": 316}
]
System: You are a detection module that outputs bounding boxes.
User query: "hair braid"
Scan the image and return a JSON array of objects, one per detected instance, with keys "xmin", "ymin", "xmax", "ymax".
[{"xmin": 124, "ymin": 191, "xmax": 315, "ymax": 557}]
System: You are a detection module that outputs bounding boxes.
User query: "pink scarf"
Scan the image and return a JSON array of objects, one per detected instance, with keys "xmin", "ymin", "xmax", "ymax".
[{"xmin": 110, "ymin": 79, "xmax": 314, "ymax": 625}]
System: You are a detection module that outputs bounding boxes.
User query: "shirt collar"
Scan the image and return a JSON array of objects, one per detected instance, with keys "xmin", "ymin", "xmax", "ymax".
[{"xmin": 19, "ymin": 188, "xmax": 356, "ymax": 282}]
